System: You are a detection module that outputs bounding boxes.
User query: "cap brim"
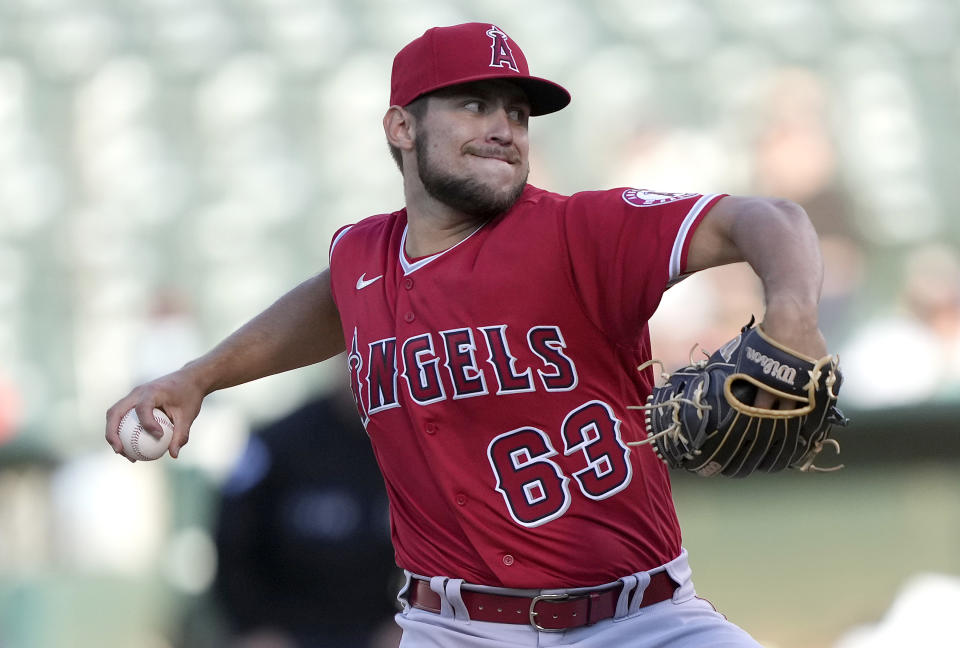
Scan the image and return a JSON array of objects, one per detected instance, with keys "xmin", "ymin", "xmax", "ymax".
[
  {"xmin": 400, "ymin": 74, "xmax": 571, "ymax": 116},
  {"xmin": 512, "ymin": 77, "xmax": 571, "ymax": 116}
]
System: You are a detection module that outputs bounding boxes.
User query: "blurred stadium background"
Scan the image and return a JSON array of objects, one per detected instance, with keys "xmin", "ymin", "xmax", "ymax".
[{"xmin": 1, "ymin": 0, "xmax": 958, "ymax": 646}]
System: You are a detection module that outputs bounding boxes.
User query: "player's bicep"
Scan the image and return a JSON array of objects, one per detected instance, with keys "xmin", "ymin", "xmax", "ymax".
[
  {"xmin": 312, "ymin": 267, "xmax": 347, "ymax": 359},
  {"xmin": 684, "ymin": 196, "xmax": 751, "ymax": 274}
]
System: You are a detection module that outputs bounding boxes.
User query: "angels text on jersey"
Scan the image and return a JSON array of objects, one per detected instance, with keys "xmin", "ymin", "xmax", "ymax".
[
  {"xmin": 346, "ymin": 323, "xmax": 635, "ymax": 529},
  {"xmin": 347, "ymin": 323, "xmax": 578, "ymax": 425}
]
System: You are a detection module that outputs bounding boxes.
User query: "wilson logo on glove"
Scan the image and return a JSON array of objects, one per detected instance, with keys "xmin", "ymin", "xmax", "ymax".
[{"xmin": 744, "ymin": 347, "xmax": 797, "ymax": 386}]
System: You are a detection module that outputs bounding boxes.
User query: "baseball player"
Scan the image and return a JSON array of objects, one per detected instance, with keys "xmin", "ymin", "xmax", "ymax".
[{"xmin": 107, "ymin": 23, "xmax": 831, "ymax": 647}]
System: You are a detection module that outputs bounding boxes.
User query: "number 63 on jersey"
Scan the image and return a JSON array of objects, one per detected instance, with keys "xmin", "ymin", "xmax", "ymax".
[{"xmin": 487, "ymin": 400, "xmax": 633, "ymax": 528}]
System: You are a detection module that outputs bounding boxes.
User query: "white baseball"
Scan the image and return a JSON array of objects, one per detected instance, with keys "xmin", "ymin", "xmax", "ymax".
[{"xmin": 118, "ymin": 408, "xmax": 174, "ymax": 461}]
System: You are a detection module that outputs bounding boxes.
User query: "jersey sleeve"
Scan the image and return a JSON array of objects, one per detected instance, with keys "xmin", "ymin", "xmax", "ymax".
[
  {"xmin": 327, "ymin": 223, "xmax": 355, "ymax": 307},
  {"xmin": 559, "ymin": 188, "xmax": 726, "ymax": 345},
  {"xmin": 328, "ymin": 223, "xmax": 354, "ymax": 265}
]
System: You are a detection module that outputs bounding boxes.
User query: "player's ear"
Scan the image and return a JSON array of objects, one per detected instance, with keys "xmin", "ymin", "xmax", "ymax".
[{"xmin": 383, "ymin": 105, "xmax": 416, "ymax": 152}]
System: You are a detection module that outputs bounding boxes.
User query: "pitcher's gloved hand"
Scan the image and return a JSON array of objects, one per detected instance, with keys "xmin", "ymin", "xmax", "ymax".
[{"xmin": 630, "ymin": 317, "xmax": 848, "ymax": 477}]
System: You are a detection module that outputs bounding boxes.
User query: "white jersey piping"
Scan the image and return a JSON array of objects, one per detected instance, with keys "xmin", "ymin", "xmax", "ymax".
[
  {"xmin": 667, "ymin": 194, "xmax": 720, "ymax": 284},
  {"xmin": 399, "ymin": 222, "xmax": 487, "ymax": 276},
  {"xmin": 329, "ymin": 225, "xmax": 354, "ymax": 263}
]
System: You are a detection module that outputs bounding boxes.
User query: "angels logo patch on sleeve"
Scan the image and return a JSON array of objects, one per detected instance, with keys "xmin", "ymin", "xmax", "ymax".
[{"xmin": 622, "ymin": 188, "xmax": 698, "ymax": 207}]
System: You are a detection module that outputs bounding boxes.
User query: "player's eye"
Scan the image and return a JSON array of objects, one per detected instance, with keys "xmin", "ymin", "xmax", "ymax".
[
  {"xmin": 508, "ymin": 107, "xmax": 531, "ymax": 128},
  {"xmin": 463, "ymin": 100, "xmax": 484, "ymax": 113}
]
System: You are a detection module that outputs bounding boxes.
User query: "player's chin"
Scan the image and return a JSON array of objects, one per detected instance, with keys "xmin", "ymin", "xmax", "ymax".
[{"xmin": 474, "ymin": 163, "xmax": 527, "ymax": 195}]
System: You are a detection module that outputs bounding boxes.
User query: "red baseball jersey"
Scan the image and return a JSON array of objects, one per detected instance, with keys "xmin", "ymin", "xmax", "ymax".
[{"xmin": 328, "ymin": 185, "xmax": 725, "ymax": 588}]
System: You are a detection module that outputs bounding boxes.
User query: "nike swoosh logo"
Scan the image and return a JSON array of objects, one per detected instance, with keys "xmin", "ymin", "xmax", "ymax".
[{"xmin": 356, "ymin": 273, "xmax": 383, "ymax": 290}]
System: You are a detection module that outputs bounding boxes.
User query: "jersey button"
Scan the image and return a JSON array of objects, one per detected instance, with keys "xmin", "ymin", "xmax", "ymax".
[
  {"xmin": 455, "ymin": 493, "xmax": 467, "ymax": 506},
  {"xmin": 502, "ymin": 554, "xmax": 515, "ymax": 566},
  {"xmin": 404, "ymin": 278, "xmax": 414, "ymax": 290},
  {"xmin": 425, "ymin": 423, "xmax": 437, "ymax": 435},
  {"xmin": 403, "ymin": 311, "xmax": 415, "ymax": 323}
]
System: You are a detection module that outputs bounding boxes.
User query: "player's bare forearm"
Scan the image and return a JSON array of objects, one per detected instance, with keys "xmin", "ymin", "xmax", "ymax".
[
  {"xmin": 687, "ymin": 196, "xmax": 826, "ymax": 358},
  {"xmin": 106, "ymin": 269, "xmax": 344, "ymax": 459},
  {"xmin": 194, "ymin": 269, "xmax": 345, "ymax": 393}
]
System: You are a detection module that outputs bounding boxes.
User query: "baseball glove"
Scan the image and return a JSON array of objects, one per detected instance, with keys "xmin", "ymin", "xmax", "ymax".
[{"xmin": 630, "ymin": 317, "xmax": 847, "ymax": 477}]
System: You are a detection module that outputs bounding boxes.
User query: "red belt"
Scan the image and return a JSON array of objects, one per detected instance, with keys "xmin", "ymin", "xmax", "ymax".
[{"xmin": 407, "ymin": 571, "xmax": 678, "ymax": 632}]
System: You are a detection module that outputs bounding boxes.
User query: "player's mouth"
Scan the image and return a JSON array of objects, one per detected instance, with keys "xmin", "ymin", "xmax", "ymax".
[{"xmin": 465, "ymin": 146, "xmax": 520, "ymax": 165}]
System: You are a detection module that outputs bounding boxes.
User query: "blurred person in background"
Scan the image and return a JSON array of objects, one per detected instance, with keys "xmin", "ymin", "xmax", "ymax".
[
  {"xmin": 841, "ymin": 243, "xmax": 960, "ymax": 407},
  {"xmin": 750, "ymin": 68, "xmax": 851, "ymax": 238},
  {"xmin": 0, "ymin": 373, "xmax": 22, "ymax": 446},
  {"xmin": 750, "ymin": 67, "xmax": 865, "ymax": 347},
  {"xmin": 213, "ymin": 380, "xmax": 401, "ymax": 648},
  {"xmin": 135, "ymin": 287, "xmax": 204, "ymax": 385}
]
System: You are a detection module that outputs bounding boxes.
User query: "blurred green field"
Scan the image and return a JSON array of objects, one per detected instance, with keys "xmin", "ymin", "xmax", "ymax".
[{"xmin": 673, "ymin": 462, "xmax": 960, "ymax": 648}]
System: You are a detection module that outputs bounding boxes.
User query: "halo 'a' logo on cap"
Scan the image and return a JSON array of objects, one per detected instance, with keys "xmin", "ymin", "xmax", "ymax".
[{"xmin": 486, "ymin": 25, "xmax": 519, "ymax": 72}]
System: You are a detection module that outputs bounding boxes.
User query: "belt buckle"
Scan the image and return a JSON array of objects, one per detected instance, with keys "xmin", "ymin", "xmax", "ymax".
[{"xmin": 529, "ymin": 593, "xmax": 571, "ymax": 632}]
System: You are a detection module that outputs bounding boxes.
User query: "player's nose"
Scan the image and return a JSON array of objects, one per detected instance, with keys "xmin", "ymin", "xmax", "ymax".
[{"xmin": 484, "ymin": 107, "xmax": 514, "ymax": 145}]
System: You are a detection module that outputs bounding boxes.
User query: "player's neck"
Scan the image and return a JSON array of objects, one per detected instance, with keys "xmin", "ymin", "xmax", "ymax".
[
  {"xmin": 404, "ymin": 208, "xmax": 485, "ymax": 258},
  {"xmin": 403, "ymin": 182, "xmax": 488, "ymax": 258}
]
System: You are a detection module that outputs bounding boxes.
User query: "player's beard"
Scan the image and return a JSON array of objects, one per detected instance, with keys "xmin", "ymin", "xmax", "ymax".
[{"xmin": 416, "ymin": 132, "xmax": 528, "ymax": 220}]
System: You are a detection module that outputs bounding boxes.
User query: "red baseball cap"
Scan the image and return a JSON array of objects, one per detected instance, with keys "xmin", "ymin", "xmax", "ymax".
[{"xmin": 390, "ymin": 23, "xmax": 571, "ymax": 116}]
